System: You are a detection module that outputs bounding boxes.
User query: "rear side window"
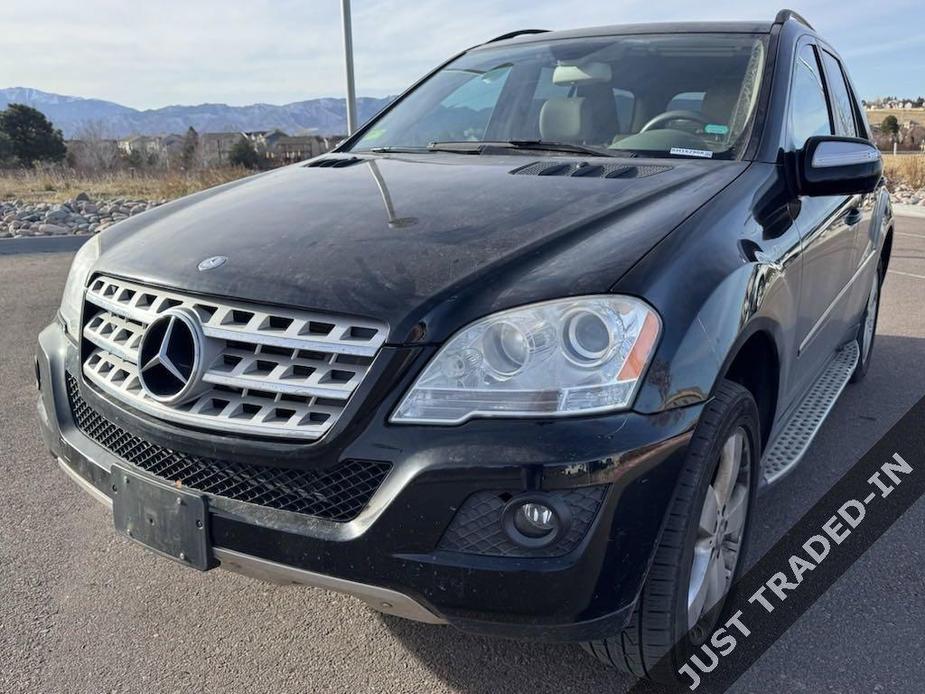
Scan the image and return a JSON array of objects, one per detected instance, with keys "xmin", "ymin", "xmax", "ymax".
[
  {"xmin": 820, "ymin": 51, "xmax": 858, "ymax": 137},
  {"xmin": 789, "ymin": 44, "xmax": 832, "ymax": 149},
  {"xmin": 531, "ymin": 66, "xmax": 570, "ymax": 100},
  {"xmin": 355, "ymin": 64, "xmax": 512, "ymax": 147},
  {"xmin": 442, "ymin": 72, "xmax": 509, "ymax": 109}
]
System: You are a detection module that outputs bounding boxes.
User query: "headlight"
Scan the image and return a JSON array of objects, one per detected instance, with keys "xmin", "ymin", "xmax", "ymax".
[
  {"xmin": 59, "ymin": 235, "xmax": 101, "ymax": 340},
  {"xmin": 392, "ymin": 296, "xmax": 661, "ymax": 424}
]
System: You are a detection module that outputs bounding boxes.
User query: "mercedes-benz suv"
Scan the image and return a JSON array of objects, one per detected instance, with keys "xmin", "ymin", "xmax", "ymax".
[{"xmin": 36, "ymin": 9, "xmax": 890, "ymax": 684}]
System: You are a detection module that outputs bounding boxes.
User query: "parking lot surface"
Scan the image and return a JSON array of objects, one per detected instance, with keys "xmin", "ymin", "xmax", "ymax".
[{"xmin": 1, "ymin": 219, "xmax": 924, "ymax": 693}]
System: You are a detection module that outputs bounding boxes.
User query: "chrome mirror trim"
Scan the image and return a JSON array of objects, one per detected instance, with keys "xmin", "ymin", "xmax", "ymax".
[{"xmin": 812, "ymin": 140, "xmax": 881, "ymax": 168}]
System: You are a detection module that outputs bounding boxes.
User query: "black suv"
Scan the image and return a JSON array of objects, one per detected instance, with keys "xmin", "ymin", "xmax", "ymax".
[{"xmin": 37, "ymin": 9, "xmax": 890, "ymax": 684}]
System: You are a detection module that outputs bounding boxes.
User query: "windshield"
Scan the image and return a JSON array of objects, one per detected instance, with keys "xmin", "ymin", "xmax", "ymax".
[{"xmin": 350, "ymin": 33, "xmax": 768, "ymax": 160}]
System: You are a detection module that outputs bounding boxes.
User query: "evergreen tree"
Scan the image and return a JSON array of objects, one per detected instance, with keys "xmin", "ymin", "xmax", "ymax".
[
  {"xmin": 882, "ymin": 115, "xmax": 900, "ymax": 137},
  {"xmin": 229, "ymin": 136, "xmax": 260, "ymax": 169},
  {"xmin": 0, "ymin": 103, "xmax": 67, "ymax": 166},
  {"xmin": 181, "ymin": 126, "xmax": 199, "ymax": 170}
]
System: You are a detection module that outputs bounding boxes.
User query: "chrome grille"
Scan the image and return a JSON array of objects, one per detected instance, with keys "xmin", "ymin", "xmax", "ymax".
[{"xmin": 81, "ymin": 275, "xmax": 388, "ymax": 440}]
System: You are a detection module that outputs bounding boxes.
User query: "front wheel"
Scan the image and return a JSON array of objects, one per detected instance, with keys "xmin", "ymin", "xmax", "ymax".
[{"xmin": 582, "ymin": 380, "xmax": 760, "ymax": 684}]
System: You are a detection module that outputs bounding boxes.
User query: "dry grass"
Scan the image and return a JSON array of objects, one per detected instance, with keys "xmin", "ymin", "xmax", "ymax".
[
  {"xmin": 0, "ymin": 167, "xmax": 255, "ymax": 203},
  {"xmin": 865, "ymin": 108, "xmax": 925, "ymax": 127},
  {"xmin": 883, "ymin": 154, "xmax": 925, "ymax": 190},
  {"xmin": 4, "ymin": 155, "xmax": 923, "ymax": 204}
]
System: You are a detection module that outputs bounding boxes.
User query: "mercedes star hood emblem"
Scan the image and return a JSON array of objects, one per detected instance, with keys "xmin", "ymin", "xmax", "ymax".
[{"xmin": 198, "ymin": 256, "xmax": 227, "ymax": 271}]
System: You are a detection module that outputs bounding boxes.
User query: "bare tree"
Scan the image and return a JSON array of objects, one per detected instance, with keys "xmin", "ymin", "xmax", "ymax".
[{"xmin": 71, "ymin": 120, "xmax": 121, "ymax": 172}]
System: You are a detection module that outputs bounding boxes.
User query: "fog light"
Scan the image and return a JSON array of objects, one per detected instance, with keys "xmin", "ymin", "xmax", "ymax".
[
  {"xmin": 502, "ymin": 494, "xmax": 571, "ymax": 549},
  {"xmin": 514, "ymin": 503, "xmax": 556, "ymax": 538}
]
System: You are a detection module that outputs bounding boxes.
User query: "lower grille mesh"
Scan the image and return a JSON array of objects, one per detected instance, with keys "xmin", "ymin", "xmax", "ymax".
[
  {"xmin": 66, "ymin": 373, "xmax": 390, "ymax": 522},
  {"xmin": 439, "ymin": 486, "xmax": 608, "ymax": 557}
]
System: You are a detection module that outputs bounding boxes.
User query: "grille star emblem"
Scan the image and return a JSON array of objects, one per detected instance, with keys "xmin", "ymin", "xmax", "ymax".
[{"xmin": 137, "ymin": 309, "xmax": 202, "ymax": 404}]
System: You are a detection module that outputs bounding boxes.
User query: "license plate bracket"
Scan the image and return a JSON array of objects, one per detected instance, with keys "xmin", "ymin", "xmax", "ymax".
[{"xmin": 111, "ymin": 464, "xmax": 213, "ymax": 571}]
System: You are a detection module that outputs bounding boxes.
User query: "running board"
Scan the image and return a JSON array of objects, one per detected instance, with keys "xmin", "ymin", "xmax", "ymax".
[{"xmin": 761, "ymin": 341, "xmax": 859, "ymax": 486}]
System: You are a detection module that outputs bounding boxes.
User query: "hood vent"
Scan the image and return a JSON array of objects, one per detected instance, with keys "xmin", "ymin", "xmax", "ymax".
[
  {"xmin": 511, "ymin": 161, "xmax": 671, "ymax": 179},
  {"xmin": 305, "ymin": 156, "xmax": 365, "ymax": 168}
]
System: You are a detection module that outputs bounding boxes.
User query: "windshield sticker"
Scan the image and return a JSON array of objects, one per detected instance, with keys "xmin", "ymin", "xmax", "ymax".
[
  {"xmin": 705, "ymin": 123, "xmax": 730, "ymax": 135},
  {"xmin": 669, "ymin": 147, "xmax": 713, "ymax": 159}
]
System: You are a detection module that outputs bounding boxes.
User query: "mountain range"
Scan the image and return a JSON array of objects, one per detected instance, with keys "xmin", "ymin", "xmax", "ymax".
[{"xmin": 0, "ymin": 87, "xmax": 394, "ymax": 139}]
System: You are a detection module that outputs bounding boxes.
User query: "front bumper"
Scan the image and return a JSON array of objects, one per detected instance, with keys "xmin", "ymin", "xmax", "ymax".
[{"xmin": 37, "ymin": 319, "xmax": 702, "ymax": 641}]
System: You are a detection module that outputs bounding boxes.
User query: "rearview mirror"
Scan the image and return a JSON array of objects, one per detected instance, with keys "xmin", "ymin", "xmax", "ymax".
[{"xmin": 798, "ymin": 136, "xmax": 882, "ymax": 197}]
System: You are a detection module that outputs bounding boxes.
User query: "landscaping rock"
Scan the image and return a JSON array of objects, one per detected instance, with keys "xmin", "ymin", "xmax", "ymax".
[
  {"xmin": 890, "ymin": 182, "xmax": 925, "ymax": 205},
  {"xmin": 38, "ymin": 223, "xmax": 70, "ymax": 236},
  {"xmin": 44, "ymin": 209, "xmax": 70, "ymax": 223},
  {"xmin": 0, "ymin": 195, "xmax": 165, "ymax": 237}
]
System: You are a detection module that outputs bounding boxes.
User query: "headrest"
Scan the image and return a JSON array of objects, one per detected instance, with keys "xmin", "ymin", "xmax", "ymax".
[
  {"xmin": 702, "ymin": 81, "xmax": 742, "ymax": 123},
  {"xmin": 540, "ymin": 97, "xmax": 592, "ymax": 142},
  {"xmin": 552, "ymin": 62, "xmax": 612, "ymax": 85}
]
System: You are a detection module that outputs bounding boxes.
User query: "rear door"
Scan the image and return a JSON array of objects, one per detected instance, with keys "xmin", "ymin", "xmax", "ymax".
[{"xmin": 788, "ymin": 41, "xmax": 859, "ymax": 396}]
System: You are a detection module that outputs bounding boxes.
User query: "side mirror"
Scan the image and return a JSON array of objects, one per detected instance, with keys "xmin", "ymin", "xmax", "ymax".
[{"xmin": 798, "ymin": 136, "xmax": 882, "ymax": 197}]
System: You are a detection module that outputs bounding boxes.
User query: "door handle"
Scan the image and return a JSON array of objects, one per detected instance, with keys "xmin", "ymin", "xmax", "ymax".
[{"xmin": 845, "ymin": 207, "xmax": 863, "ymax": 226}]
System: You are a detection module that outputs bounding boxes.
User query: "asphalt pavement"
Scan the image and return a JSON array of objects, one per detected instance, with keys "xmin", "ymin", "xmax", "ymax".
[{"xmin": 1, "ymin": 219, "xmax": 924, "ymax": 694}]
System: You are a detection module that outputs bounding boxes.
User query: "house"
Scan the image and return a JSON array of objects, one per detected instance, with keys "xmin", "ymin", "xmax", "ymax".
[
  {"xmin": 239, "ymin": 129, "xmax": 287, "ymax": 158},
  {"xmin": 110, "ymin": 129, "xmax": 343, "ymax": 169},
  {"xmin": 118, "ymin": 135, "xmax": 163, "ymax": 157},
  {"xmin": 268, "ymin": 134, "xmax": 340, "ymax": 163},
  {"xmin": 116, "ymin": 133, "xmax": 191, "ymax": 168},
  {"xmin": 199, "ymin": 132, "xmax": 247, "ymax": 167}
]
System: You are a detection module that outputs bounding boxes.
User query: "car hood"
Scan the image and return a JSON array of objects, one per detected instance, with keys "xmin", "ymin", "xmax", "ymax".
[{"xmin": 97, "ymin": 154, "xmax": 746, "ymax": 343}]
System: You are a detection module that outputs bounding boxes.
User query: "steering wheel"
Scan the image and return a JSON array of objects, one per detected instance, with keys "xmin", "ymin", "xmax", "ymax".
[{"xmin": 640, "ymin": 110, "xmax": 710, "ymax": 133}]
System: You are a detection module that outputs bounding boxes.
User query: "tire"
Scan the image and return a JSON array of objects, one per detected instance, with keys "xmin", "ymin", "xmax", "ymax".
[
  {"xmin": 850, "ymin": 259, "xmax": 883, "ymax": 384},
  {"xmin": 582, "ymin": 380, "xmax": 760, "ymax": 684}
]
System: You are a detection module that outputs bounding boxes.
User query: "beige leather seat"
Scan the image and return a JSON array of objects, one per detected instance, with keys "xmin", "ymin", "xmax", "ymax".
[
  {"xmin": 538, "ymin": 62, "xmax": 618, "ymax": 144},
  {"xmin": 701, "ymin": 81, "xmax": 742, "ymax": 126},
  {"xmin": 540, "ymin": 97, "xmax": 593, "ymax": 142}
]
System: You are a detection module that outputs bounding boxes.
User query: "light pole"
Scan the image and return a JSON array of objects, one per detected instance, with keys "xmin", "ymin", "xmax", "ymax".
[{"xmin": 341, "ymin": 0, "xmax": 358, "ymax": 135}]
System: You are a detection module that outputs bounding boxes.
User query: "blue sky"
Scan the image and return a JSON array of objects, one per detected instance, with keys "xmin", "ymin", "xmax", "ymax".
[{"xmin": 2, "ymin": 0, "xmax": 923, "ymax": 108}]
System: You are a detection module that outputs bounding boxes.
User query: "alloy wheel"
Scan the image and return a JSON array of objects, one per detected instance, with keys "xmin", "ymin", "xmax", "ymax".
[{"xmin": 687, "ymin": 427, "xmax": 751, "ymax": 632}]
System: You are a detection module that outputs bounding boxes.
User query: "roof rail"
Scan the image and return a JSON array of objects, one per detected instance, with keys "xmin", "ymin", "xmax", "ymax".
[
  {"xmin": 774, "ymin": 9, "xmax": 814, "ymax": 29},
  {"xmin": 484, "ymin": 29, "xmax": 550, "ymax": 44}
]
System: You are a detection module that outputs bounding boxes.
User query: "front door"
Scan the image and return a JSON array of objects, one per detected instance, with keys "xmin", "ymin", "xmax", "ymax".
[{"xmin": 788, "ymin": 41, "xmax": 859, "ymax": 398}]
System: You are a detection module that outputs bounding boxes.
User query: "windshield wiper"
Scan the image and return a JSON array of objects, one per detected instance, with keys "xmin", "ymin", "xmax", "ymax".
[
  {"xmin": 428, "ymin": 140, "xmax": 633, "ymax": 158},
  {"xmin": 505, "ymin": 140, "xmax": 633, "ymax": 158}
]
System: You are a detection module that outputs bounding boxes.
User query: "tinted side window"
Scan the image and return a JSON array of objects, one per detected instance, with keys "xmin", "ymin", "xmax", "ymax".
[
  {"xmin": 789, "ymin": 44, "xmax": 832, "ymax": 149},
  {"xmin": 820, "ymin": 51, "xmax": 858, "ymax": 136},
  {"xmin": 354, "ymin": 66, "xmax": 512, "ymax": 148},
  {"xmin": 531, "ymin": 66, "xmax": 570, "ymax": 100}
]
